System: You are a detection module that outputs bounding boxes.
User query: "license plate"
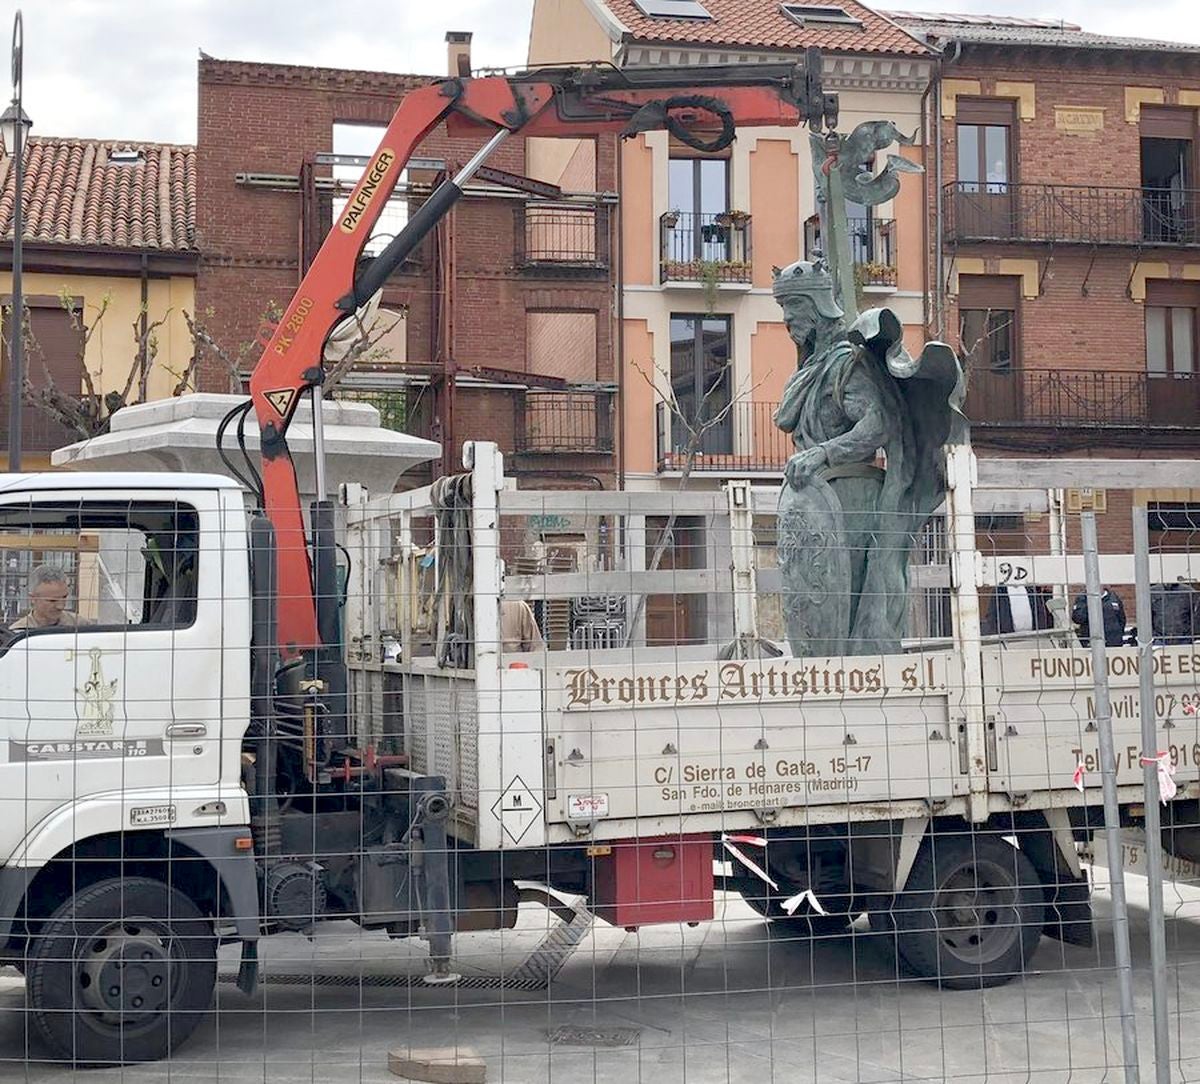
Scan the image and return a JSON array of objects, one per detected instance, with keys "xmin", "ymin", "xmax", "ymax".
[{"xmin": 130, "ymin": 805, "xmax": 176, "ymax": 827}]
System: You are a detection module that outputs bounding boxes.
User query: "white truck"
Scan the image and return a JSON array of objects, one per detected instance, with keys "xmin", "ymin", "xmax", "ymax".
[{"xmin": 2, "ymin": 443, "xmax": 1197, "ymax": 1064}]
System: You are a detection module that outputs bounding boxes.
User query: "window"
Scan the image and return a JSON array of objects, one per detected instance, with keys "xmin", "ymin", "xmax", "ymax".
[
  {"xmin": 0, "ymin": 501, "xmax": 199, "ymax": 642},
  {"xmin": 959, "ymin": 276, "xmax": 1020, "ymax": 374},
  {"xmin": 1149, "ymin": 502, "xmax": 1200, "ymax": 554},
  {"xmin": 0, "ymin": 296, "xmax": 87, "ymax": 455},
  {"xmin": 633, "ymin": 0, "xmax": 711, "ymax": 17},
  {"xmin": 1140, "ymin": 109, "xmax": 1194, "ymax": 244},
  {"xmin": 669, "ymin": 315, "xmax": 732, "ymax": 455},
  {"xmin": 1146, "ymin": 306, "xmax": 1196, "ymax": 376},
  {"xmin": 780, "ymin": 3, "xmax": 862, "ymax": 27},
  {"xmin": 666, "ymin": 156, "xmax": 731, "ymax": 264},
  {"xmin": 957, "ymin": 103, "xmax": 1013, "ymax": 193},
  {"xmin": 527, "ymin": 312, "xmax": 598, "ymax": 382},
  {"xmin": 331, "ymin": 123, "xmax": 408, "ymax": 258}
]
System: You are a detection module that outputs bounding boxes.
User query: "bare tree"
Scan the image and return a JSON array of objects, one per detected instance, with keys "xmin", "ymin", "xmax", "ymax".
[
  {"xmin": 12, "ymin": 293, "xmax": 405, "ymax": 441},
  {"xmin": 623, "ymin": 357, "xmax": 763, "ymax": 647}
]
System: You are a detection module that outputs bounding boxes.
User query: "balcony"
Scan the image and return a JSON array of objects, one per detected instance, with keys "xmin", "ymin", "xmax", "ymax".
[
  {"xmin": 944, "ymin": 182, "xmax": 1200, "ymax": 247},
  {"xmin": 514, "ymin": 202, "xmax": 609, "ymax": 273},
  {"xmin": 659, "ymin": 211, "xmax": 752, "ymax": 285},
  {"xmin": 804, "ymin": 215, "xmax": 898, "ymax": 288},
  {"xmin": 966, "ymin": 368, "xmax": 1200, "ymax": 429},
  {"xmin": 655, "ymin": 400, "xmax": 792, "ymax": 473},
  {"xmin": 515, "ymin": 389, "xmax": 615, "ymax": 455}
]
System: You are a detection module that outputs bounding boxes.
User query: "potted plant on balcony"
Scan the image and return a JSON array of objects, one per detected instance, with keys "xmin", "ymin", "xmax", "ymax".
[{"xmin": 662, "ymin": 209, "xmax": 681, "ymax": 229}]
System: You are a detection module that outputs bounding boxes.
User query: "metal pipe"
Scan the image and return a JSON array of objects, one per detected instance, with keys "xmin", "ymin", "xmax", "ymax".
[
  {"xmin": 1081, "ymin": 510, "xmax": 1141, "ymax": 1083},
  {"xmin": 6, "ymin": 11, "xmax": 25, "ymax": 472},
  {"xmin": 311, "ymin": 381, "xmax": 327, "ymax": 500},
  {"xmin": 932, "ymin": 66, "xmax": 945, "ymax": 339},
  {"xmin": 1133, "ymin": 505, "xmax": 1171, "ymax": 1084}
]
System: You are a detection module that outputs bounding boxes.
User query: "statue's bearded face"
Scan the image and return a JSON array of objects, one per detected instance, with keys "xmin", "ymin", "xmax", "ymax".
[{"xmin": 781, "ymin": 297, "xmax": 836, "ymax": 363}]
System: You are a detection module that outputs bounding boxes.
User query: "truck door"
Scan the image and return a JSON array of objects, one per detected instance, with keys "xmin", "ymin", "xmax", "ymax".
[{"xmin": 0, "ymin": 490, "xmax": 226, "ymax": 861}]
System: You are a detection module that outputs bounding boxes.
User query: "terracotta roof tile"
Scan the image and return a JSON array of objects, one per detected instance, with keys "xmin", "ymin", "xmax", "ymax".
[
  {"xmin": 600, "ymin": 0, "xmax": 932, "ymax": 55},
  {"xmin": 889, "ymin": 13, "xmax": 1200, "ymax": 54},
  {"xmin": 0, "ymin": 136, "xmax": 197, "ymax": 251}
]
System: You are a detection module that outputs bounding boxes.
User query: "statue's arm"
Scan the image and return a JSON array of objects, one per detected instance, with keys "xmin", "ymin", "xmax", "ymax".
[{"xmin": 818, "ymin": 369, "xmax": 889, "ymax": 467}]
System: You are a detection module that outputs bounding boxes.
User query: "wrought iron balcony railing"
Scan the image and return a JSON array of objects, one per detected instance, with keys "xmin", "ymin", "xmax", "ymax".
[
  {"xmin": 515, "ymin": 202, "xmax": 610, "ymax": 271},
  {"xmin": 965, "ymin": 367, "xmax": 1200, "ymax": 429},
  {"xmin": 803, "ymin": 215, "xmax": 898, "ymax": 286},
  {"xmin": 660, "ymin": 211, "xmax": 753, "ymax": 284},
  {"xmin": 945, "ymin": 181, "xmax": 1200, "ymax": 247},
  {"xmin": 515, "ymin": 388, "xmax": 615, "ymax": 455},
  {"xmin": 656, "ymin": 400, "xmax": 792, "ymax": 473}
]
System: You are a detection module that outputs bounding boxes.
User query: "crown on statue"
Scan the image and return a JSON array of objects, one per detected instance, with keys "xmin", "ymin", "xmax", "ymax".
[{"xmin": 771, "ymin": 258, "xmax": 844, "ymax": 319}]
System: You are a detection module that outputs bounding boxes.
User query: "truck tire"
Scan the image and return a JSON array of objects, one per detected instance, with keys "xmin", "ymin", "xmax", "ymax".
[
  {"xmin": 893, "ymin": 835, "xmax": 1044, "ymax": 989},
  {"xmin": 26, "ymin": 876, "xmax": 217, "ymax": 1065}
]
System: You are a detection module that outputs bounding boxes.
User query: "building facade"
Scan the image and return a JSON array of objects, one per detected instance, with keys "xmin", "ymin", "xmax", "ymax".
[
  {"xmin": 195, "ymin": 43, "xmax": 619, "ymax": 490},
  {"xmin": 529, "ymin": 0, "xmax": 936, "ymax": 491},
  {"xmin": 0, "ymin": 137, "xmax": 198, "ymax": 469},
  {"xmin": 892, "ymin": 12, "xmax": 1200, "ymax": 589}
]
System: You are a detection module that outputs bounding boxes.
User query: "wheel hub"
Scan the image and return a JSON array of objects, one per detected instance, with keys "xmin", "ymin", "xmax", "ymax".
[
  {"xmin": 936, "ymin": 863, "xmax": 1014, "ymax": 965},
  {"xmin": 78, "ymin": 923, "xmax": 172, "ymax": 1021}
]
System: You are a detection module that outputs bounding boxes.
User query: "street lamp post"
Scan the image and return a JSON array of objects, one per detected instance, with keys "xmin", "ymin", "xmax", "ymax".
[{"xmin": 1, "ymin": 11, "xmax": 31, "ymax": 472}]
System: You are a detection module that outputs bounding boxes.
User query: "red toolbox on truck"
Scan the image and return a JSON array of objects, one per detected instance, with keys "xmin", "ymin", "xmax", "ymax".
[{"xmin": 592, "ymin": 833, "xmax": 714, "ymax": 927}]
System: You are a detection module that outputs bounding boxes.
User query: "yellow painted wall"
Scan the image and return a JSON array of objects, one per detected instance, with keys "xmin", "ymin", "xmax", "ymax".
[
  {"xmin": 622, "ymin": 318, "xmax": 657, "ymax": 475},
  {"xmin": 894, "ymin": 143, "xmax": 926, "ymax": 294},
  {"xmin": 751, "ymin": 321, "xmax": 796, "ymax": 406},
  {"xmin": 749, "ymin": 140, "xmax": 799, "ymax": 290},
  {"xmin": 528, "ymin": 0, "xmax": 614, "ymax": 65},
  {"xmin": 621, "ymin": 136, "xmax": 656, "ymax": 287},
  {"xmin": 0, "ymin": 270, "xmax": 196, "ymax": 418}
]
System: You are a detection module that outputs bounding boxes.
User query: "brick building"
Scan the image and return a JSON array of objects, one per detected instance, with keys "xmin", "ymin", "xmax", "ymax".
[
  {"xmin": 888, "ymin": 11, "xmax": 1200, "ymax": 630},
  {"xmin": 195, "ymin": 37, "xmax": 618, "ymax": 490}
]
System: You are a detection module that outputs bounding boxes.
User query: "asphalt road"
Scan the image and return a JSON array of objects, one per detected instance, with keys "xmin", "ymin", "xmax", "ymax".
[{"xmin": 3, "ymin": 869, "xmax": 1200, "ymax": 1083}]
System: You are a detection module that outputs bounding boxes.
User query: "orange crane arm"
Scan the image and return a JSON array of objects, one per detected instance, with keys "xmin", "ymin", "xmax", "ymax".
[{"xmin": 241, "ymin": 58, "xmax": 835, "ymax": 655}]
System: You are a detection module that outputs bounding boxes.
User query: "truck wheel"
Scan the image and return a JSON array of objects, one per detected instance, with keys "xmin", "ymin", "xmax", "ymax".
[
  {"xmin": 26, "ymin": 876, "xmax": 217, "ymax": 1065},
  {"xmin": 894, "ymin": 835, "xmax": 1044, "ymax": 989}
]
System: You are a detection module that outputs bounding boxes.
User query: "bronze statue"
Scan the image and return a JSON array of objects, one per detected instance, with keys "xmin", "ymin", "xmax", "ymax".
[{"xmin": 773, "ymin": 259, "xmax": 963, "ymax": 657}]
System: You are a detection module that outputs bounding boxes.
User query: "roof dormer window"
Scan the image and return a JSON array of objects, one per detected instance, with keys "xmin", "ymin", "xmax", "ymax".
[
  {"xmin": 634, "ymin": 0, "xmax": 713, "ymax": 19},
  {"xmin": 107, "ymin": 148, "xmax": 144, "ymax": 166},
  {"xmin": 780, "ymin": 3, "xmax": 864, "ymax": 28}
]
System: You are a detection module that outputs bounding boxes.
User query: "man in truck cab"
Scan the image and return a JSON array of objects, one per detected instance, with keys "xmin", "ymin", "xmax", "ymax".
[{"xmin": 8, "ymin": 564, "xmax": 88, "ymax": 630}]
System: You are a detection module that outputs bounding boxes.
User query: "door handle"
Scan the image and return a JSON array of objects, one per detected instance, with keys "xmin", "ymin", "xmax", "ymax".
[{"xmin": 165, "ymin": 723, "xmax": 208, "ymax": 739}]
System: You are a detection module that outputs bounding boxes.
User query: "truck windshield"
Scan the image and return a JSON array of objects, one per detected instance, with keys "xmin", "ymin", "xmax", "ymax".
[{"xmin": 0, "ymin": 499, "xmax": 200, "ymax": 644}]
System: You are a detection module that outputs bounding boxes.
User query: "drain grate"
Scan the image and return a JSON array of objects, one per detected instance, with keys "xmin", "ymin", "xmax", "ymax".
[
  {"xmin": 220, "ymin": 897, "xmax": 595, "ymax": 994},
  {"xmin": 507, "ymin": 903, "xmax": 595, "ymax": 986},
  {"xmin": 219, "ymin": 971, "xmax": 545, "ymax": 991},
  {"xmin": 549, "ymin": 1025, "xmax": 642, "ymax": 1048}
]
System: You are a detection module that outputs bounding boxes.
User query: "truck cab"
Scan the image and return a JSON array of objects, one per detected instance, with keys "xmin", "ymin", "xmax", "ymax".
[{"xmin": 0, "ymin": 472, "xmax": 257, "ymax": 1064}]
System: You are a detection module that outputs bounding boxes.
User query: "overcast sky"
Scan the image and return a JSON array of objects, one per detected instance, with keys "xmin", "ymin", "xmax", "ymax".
[{"xmin": 9, "ymin": 0, "xmax": 1200, "ymax": 145}]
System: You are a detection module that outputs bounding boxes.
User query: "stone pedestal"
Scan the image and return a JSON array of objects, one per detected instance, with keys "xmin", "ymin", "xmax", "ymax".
[{"xmin": 51, "ymin": 393, "xmax": 440, "ymax": 499}]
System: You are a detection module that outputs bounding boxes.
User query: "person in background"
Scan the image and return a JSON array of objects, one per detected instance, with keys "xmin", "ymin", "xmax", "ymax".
[
  {"xmin": 9, "ymin": 565, "xmax": 87, "ymax": 631},
  {"xmin": 980, "ymin": 583, "xmax": 1054, "ymax": 637},
  {"xmin": 1071, "ymin": 586, "xmax": 1127, "ymax": 647},
  {"xmin": 500, "ymin": 599, "xmax": 545, "ymax": 653}
]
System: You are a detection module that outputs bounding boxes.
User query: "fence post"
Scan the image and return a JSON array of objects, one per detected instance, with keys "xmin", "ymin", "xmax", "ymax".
[
  {"xmin": 1080, "ymin": 510, "xmax": 1141, "ymax": 1083},
  {"xmin": 1133, "ymin": 505, "xmax": 1171, "ymax": 1084}
]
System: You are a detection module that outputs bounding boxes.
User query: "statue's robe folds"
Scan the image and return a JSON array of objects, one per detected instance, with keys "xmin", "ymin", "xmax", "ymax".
[{"xmin": 775, "ymin": 339, "xmax": 960, "ymax": 657}]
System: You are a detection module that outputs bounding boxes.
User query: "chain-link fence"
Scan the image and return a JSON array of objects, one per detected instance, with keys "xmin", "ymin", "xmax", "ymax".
[{"xmin": 0, "ymin": 447, "xmax": 1197, "ymax": 1081}]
